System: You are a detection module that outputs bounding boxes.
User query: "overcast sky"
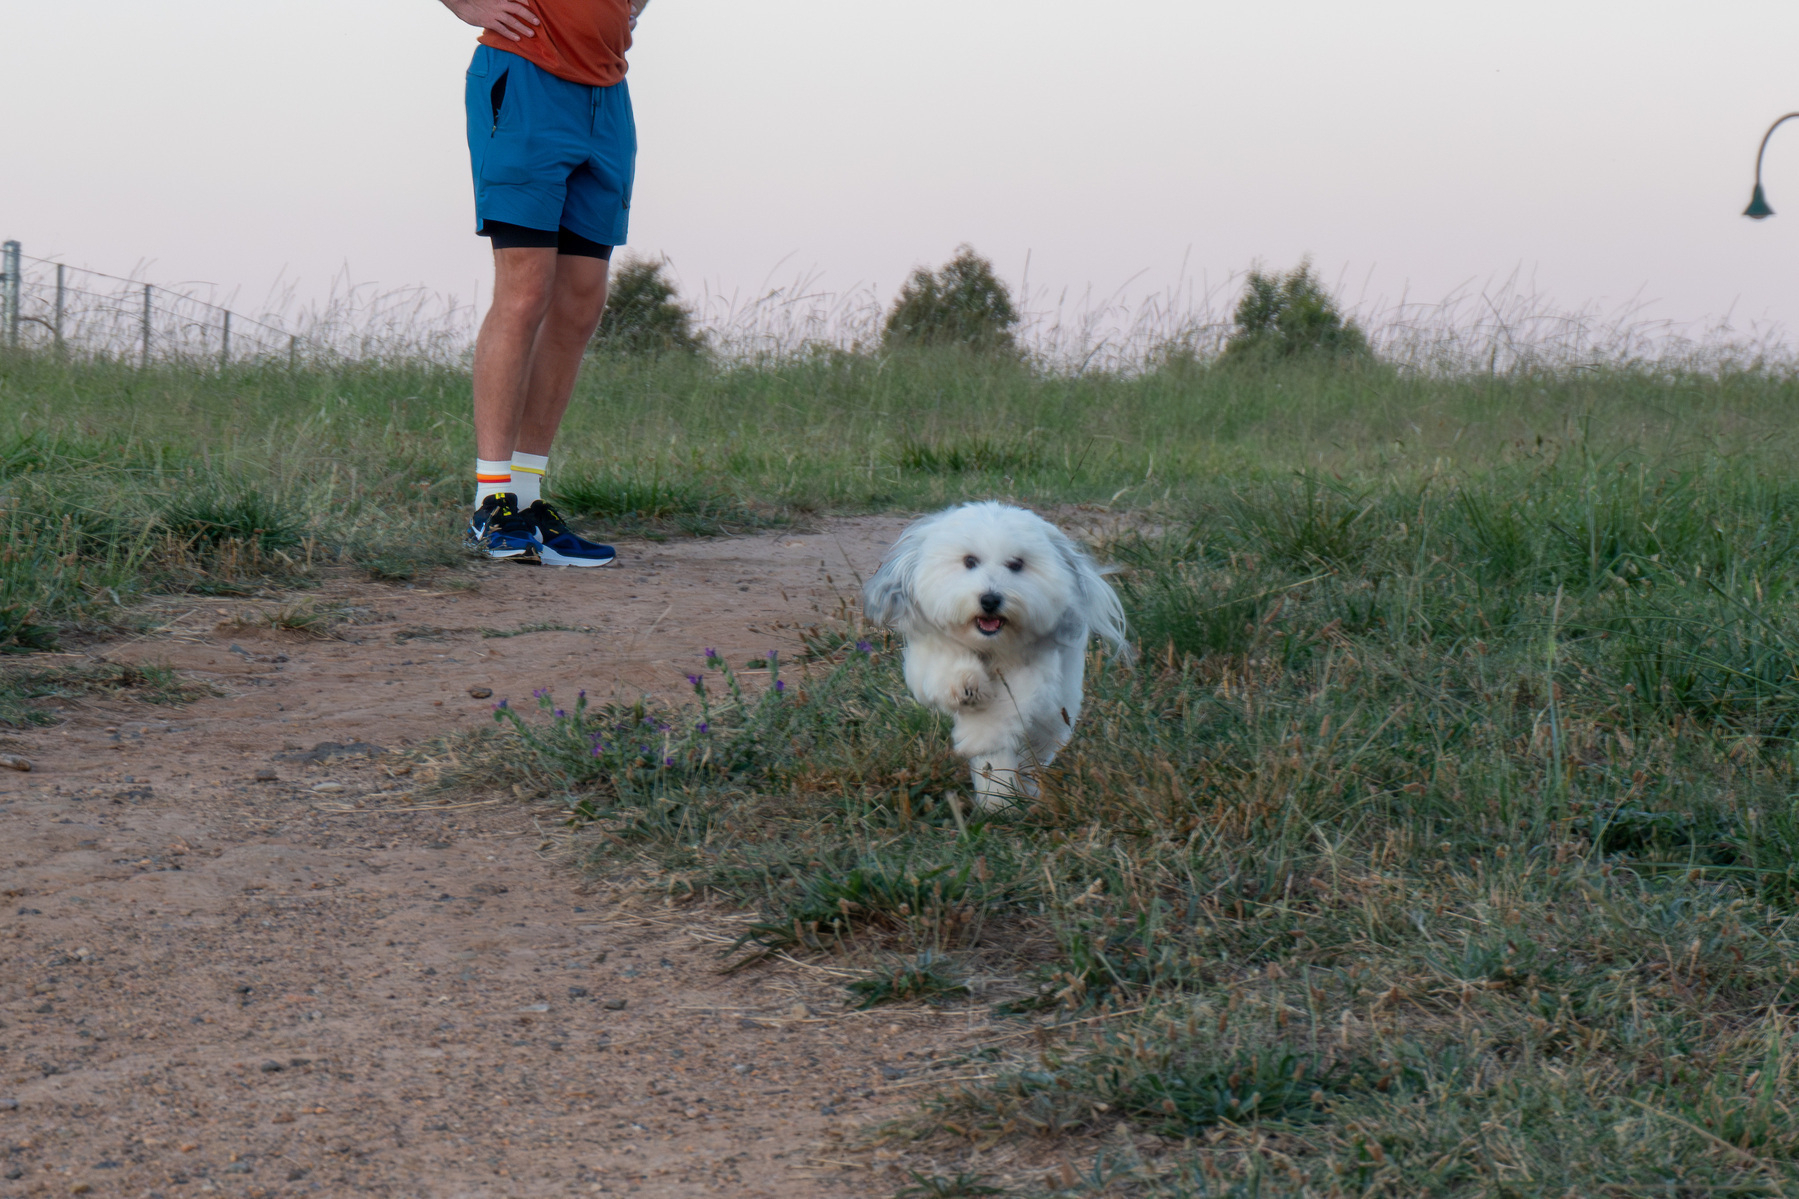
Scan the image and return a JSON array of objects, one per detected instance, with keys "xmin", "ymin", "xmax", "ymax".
[{"xmin": 8, "ymin": 0, "xmax": 1799, "ymax": 346}]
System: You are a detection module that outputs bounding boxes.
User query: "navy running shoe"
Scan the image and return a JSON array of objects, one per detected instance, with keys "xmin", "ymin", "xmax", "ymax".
[
  {"xmin": 464, "ymin": 493, "xmax": 541, "ymax": 562},
  {"xmin": 523, "ymin": 500, "xmax": 616, "ymax": 568}
]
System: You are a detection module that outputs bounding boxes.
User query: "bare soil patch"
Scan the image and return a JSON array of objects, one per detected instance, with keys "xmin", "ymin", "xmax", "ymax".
[{"xmin": 0, "ymin": 518, "xmax": 1023, "ymax": 1198}]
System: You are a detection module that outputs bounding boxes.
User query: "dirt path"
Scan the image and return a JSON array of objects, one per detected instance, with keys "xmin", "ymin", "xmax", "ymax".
[{"xmin": 0, "ymin": 517, "xmax": 1021, "ymax": 1199}]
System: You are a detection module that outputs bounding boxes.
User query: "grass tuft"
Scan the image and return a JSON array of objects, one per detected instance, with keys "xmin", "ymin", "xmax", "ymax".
[
  {"xmin": 846, "ymin": 951, "xmax": 970, "ymax": 1009},
  {"xmin": 0, "ymin": 659, "xmax": 214, "ymax": 727}
]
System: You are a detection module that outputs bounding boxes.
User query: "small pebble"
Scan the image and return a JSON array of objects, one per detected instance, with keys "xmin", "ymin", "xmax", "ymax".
[
  {"xmin": 568, "ymin": 986, "xmax": 588, "ymax": 998},
  {"xmin": 602, "ymin": 998, "xmax": 627, "ymax": 1011},
  {"xmin": 467, "ymin": 686, "xmax": 493, "ymax": 699},
  {"xmin": 0, "ymin": 754, "xmax": 31, "ymax": 772},
  {"xmin": 252, "ymin": 769, "xmax": 277, "ymax": 782},
  {"xmin": 310, "ymin": 782, "xmax": 345, "ymax": 793}
]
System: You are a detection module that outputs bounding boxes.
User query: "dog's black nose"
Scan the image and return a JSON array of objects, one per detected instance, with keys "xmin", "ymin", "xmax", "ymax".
[{"xmin": 979, "ymin": 591, "xmax": 1004, "ymax": 614}]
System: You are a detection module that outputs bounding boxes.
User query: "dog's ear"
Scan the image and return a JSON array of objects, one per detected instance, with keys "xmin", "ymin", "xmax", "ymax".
[
  {"xmin": 863, "ymin": 522, "xmax": 925, "ymax": 629},
  {"xmin": 1054, "ymin": 530, "xmax": 1132, "ymax": 659}
]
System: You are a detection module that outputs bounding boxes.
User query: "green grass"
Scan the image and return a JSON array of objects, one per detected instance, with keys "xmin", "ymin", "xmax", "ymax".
[
  {"xmin": 6, "ymin": 346, "xmax": 1799, "ymax": 650},
  {"xmin": 432, "ymin": 455, "xmax": 1799, "ymax": 1195},
  {"xmin": 12, "ymin": 343, "xmax": 1799, "ymax": 1193}
]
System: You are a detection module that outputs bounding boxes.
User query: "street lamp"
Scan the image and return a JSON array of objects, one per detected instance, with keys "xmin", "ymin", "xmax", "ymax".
[{"xmin": 1745, "ymin": 112, "xmax": 1799, "ymax": 219}]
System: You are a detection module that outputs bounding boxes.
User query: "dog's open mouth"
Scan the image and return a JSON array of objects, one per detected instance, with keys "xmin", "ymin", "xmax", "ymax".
[{"xmin": 975, "ymin": 616, "xmax": 1007, "ymax": 636}]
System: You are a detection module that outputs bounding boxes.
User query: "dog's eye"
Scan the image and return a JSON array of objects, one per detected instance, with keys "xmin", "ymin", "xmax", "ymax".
[
  {"xmin": 963, "ymin": 555, "xmax": 979, "ymax": 569},
  {"xmin": 1006, "ymin": 559, "xmax": 1025, "ymax": 573}
]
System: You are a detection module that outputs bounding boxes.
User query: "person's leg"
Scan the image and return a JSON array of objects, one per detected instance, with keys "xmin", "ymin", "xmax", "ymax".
[
  {"xmin": 507, "ymin": 243, "xmax": 618, "ymax": 567},
  {"xmin": 464, "ymin": 241, "xmax": 561, "ymax": 560},
  {"xmin": 513, "ymin": 250, "xmax": 611, "ymax": 457},
  {"xmin": 472, "ymin": 245, "xmax": 560, "ymax": 463}
]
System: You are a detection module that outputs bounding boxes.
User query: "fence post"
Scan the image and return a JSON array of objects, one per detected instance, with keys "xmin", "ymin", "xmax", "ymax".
[
  {"xmin": 221, "ymin": 310, "xmax": 231, "ymax": 370},
  {"xmin": 53, "ymin": 263, "xmax": 65, "ymax": 356},
  {"xmin": 141, "ymin": 283, "xmax": 152, "ymax": 368},
  {"xmin": 1, "ymin": 241, "xmax": 19, "ymax": 350}
]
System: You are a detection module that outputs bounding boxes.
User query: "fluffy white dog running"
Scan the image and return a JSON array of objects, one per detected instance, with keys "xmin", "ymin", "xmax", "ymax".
[{"xmin": 863, "ymin": 502, "xmax": 1130, "ymax": 809}]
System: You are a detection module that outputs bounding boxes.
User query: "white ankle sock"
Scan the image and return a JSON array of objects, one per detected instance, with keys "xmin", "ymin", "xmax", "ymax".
[
  {"xmin": 475, "ymin": 459, "xmax": 513, "ymax": 507},
  {"xmin": 510, "ymin": 452, "xmax": 548, "ymax": 506}
]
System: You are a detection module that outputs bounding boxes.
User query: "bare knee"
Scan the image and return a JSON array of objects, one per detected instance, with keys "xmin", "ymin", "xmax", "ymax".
[{"xmin": 488, "ymin": 280, "xmax": 555, "ymax": 330}]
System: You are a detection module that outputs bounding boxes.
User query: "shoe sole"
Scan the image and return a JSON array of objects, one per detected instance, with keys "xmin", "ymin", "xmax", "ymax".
[
  {"xmin": 466, "ymin": 536, "xmax": 539, "ymax": 562},
  {"xmin": 539, "ymin": 547, "xmax": 615, "ymax": 568}
]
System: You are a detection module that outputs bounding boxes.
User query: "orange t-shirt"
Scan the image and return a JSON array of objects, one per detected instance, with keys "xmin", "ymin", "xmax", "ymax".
[{"xmin": 477, "ymin": 0, "xmax": 633, "ymax": 88}]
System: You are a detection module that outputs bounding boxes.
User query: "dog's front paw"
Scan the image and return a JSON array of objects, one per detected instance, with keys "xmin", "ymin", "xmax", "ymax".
[{"xmin": 949, "ymin": 669, "xmax": 990, "ymax": 708}]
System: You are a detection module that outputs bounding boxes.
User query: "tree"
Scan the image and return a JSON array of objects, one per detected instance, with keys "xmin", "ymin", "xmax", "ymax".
[
  {"xmin": 1223, "ymin": 261, "xmax": 1370, "ymax": 362},
  {"xmin": 591, "ymin": 256, "xmax": 704, "ymax": 356},
  {"xmin": 881, "ymin": 245, "xmax": 1020, "ymax": 356}
]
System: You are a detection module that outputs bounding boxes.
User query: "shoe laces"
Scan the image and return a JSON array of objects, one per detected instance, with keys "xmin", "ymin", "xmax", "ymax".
[
  {"xmin": 528, "ymin": 499, "xmax": 572, "ymax": 536},
  {"xmin": 479, "ymin": 492, "xmax": 520, "ymax": 519}
]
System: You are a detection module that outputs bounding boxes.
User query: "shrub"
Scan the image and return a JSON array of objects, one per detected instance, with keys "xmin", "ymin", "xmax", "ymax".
[
  {"xmin": 1223, "ymin": 260, "xmax": 1370, "ymax": 362},
  {"xmin": 591, "ymin": 256, "xmax": 704, "ymax": 356},
  {"xmin": 881, "ymin": 246, "xmax": 1020, "ymax": 356}
]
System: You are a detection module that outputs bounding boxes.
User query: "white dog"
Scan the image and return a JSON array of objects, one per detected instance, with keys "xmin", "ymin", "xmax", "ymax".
[{"xmin": 863, "ymin": 502, "xmax": 1130, "ymax": 810}]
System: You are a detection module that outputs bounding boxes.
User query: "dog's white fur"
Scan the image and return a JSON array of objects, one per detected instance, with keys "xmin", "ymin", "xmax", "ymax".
[{"xmin": 863, "ymin": 502, "xmax": 1129, "ymax": 809}]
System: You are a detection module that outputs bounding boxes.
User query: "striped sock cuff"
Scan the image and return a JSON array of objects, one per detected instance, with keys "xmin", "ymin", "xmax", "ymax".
[
  {"xmin": 510, "ymin": 452, "xmax": 548, "ymax": 505},
  {"xmin": 475, "ymin": 459, "xmax": 513, "ymax": 506}
]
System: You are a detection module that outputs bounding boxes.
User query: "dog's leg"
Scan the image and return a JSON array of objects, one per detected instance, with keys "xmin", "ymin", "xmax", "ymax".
[
  {"xmin": 954, "ymin": 708, "xmax": 1033, "ymax": 810},
  {"xmin": 967, "ymin": 748, "xmax": 1034, "ymax": 810},
  {"xmin": 903, "ymin": 638, "xmax": 993, "ymax": 713}
]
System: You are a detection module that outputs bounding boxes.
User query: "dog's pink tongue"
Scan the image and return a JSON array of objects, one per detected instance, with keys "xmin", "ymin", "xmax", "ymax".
[{"xmin": 978, "ymin": 617, "xmax": 1004, "ymax": 632}]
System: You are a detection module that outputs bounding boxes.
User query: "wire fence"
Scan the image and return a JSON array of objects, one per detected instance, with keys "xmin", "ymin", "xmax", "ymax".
[
  {"xmin": 0, "ymin": 240, "xmax": 478, "ymax": 368},
  {"xmin": 0, "ymin": 240, "xmax": 312, "ymax": 367}
]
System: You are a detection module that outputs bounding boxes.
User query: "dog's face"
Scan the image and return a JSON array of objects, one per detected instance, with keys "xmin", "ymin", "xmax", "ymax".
[{"xmin": 904, "ymin": 504, "xmax": 1077, "ymax": 649}]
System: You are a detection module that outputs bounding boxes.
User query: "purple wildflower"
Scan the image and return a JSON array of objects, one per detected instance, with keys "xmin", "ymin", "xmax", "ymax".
[
  {"xmin": 664, "ymin": 756, "xmax": 675, "ymax": 767},
  {"xmin": 697, "ymin": 722, "xmax": 709, "ymax": 734},
  {"xmin": 703, "ymin": 647, "xmax": 717, "ymax": 659},
  {"xmin": 533, "ymin": 688, "xmax": 547, "ymax": 698},
  {"xmin": 591, "ymin": 745, "xmax": 604, "ymax": 757},
  {"xmin": 554, "ymin": 708, "xmax": 566, "ymax": 718},
  {"xmin": 686, "ymin": 674, "xmax": 702, "ymax": 687},
  {"xmin": 766, "ymin": 649, "xmax": 777, "ymax": 660},
  {"xmin": 774, "ymin": 679, "xmax": 786, "ymax": 693},
  {"xmin": 578, "ymin": 689, "xmax": 586, "ymax": 699},
  {"xmin": 493, "ymin": 699, "xmax": 508, "ymax": 710},
  {"xmin": 856, "ymin": 640, "xmax": 873, "ymax": 653}
]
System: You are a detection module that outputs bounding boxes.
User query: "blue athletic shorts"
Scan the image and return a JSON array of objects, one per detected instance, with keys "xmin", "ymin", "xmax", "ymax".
[{"xmin": 464, "ymin": 45, "xmax": 636, "ymax": 246}]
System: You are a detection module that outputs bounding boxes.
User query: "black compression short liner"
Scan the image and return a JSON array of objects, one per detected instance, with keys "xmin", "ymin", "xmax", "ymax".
[{"xmin": 480, "ymin": 221, "xmax": 614, "ymax": 259}]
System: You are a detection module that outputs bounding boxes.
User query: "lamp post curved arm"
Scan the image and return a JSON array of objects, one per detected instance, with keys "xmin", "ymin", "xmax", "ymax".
[{"xmin": 1745, "ymin": 112, "xmax": 1799, "ymax": 219}]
